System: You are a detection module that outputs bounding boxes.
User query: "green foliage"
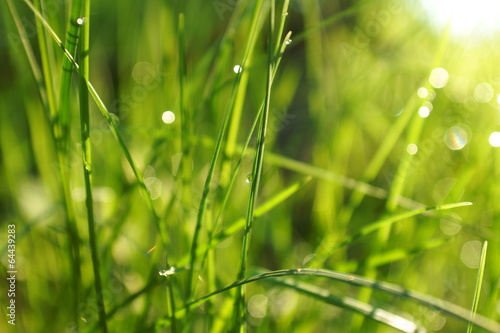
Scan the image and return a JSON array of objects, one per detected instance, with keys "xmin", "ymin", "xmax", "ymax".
[{"xmin": 1, "ymin": 0, "xmax": 500, "ymax": 332}]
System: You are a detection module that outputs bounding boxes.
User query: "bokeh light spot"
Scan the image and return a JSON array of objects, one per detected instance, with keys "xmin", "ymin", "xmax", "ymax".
[
  {"xmin": 489, "ymin": 132, "xmax": 500, "ymax": 147},
  {"xmin": 429, "ymin": 68, "xmax": 449, "ymax": 88},
  {"xmin": 460, "ymin": 240, "xmax": 482, "ymax": 268},
  {"xmin": 248, "ymin": 294, "xmax": 268, "ymax": 319},
  {"xmin": 406, "ymin": 143, "xmax": 418, "ymax": 155},
  {"xmin": 474, "ymin": 82, "xmax": 494, "ymax": 103},
  {"xmin": 417, "ymin": 87, "xmax": 428, "ymax": 98},
  {"xmin": 444, "ymin": 125, "xmax": 468, "ymax": 150},
  {"xmin": 162, "ymin": 111, "xmax": 176, "ymax": 124}
]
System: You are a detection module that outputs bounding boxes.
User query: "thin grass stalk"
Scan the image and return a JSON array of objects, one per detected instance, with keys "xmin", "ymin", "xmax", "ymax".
[
  {"xmin": 78, "ymin": 2, "xmax": 107, "ymax": 332},
  {"xmin": 32, "ymin": 0, "xmax": 57, "ymax": 118},
  {"xmin": 220, "ymin": 0, "xmax": 265, "ymax": 189},
  {"xmin": 199, "ymin": 31, "xmax": 293, "ymax": 275},
  {"xmin": 467, "ymin": 241, "xmax": 488, "ymax": 333},
  {"xmin": 233, "ymin": 2, "xmax": 276, "ymax": 331},
  {"xmin": 58, "ymin": 0, "xmax": 84, "ymax": 153}
]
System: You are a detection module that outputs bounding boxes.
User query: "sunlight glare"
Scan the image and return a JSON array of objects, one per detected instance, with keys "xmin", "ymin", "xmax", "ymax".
[{"xmin": 419, "ymin": 0, "xmax": 500, "ymax": 37}]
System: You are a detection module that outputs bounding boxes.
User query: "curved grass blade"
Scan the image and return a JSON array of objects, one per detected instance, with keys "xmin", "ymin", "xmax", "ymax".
[
  {"xmin": 271, "ymin": 278, "xmax": 425, "ymax": 333},
  {"xmin": 154, "ymin": 268, "xmax": 500, "ymax": 332}
]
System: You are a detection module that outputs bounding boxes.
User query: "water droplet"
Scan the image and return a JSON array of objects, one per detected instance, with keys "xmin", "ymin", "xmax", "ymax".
[
  {"xmin": 162, "ymin": 111, "xmax": 175, "ymax": 124},
  {"xmin": 233, "ymin": 65, "xmax": 242, "ymax": 73},
  {"xmin": 489, "ymin": 132, "xmax": 500, "ymax": 147},
  {"xmin": 444, "ymin": 125, "xmax": 469, "ymax": 150},
  {"xmin": 245, "ymin": 174, "xmax": 253, "ymax": 184},
  {"xmin": 84, "ymin": 162, "xmax": 91, "ymax": 171},
  {"xmin": 284, "ymin": 12, "xmax": 289, "ymax": 16},
  {"xmin": 417, "ymin": 87, "xmax": 428, "ymax": 98},
  {"xmin": 429, "ymin": 67, "xmax": 449, "ymax": 88},
  {"xmin": 159, "ymin": 266, "xmax": 176, "ymax": 277},
  {"xmin": 76, "ymin": 17, "xmax": 85, "ymax": 25},
  {"xmin": 474, "ymin": 82, "xmax": 494, "ymax": 103},
  {"xmin": 406, "ymin": 143, "xmax": 418, "ymax": 155},
  {"xmin": 285, "ymin": 39, "xmax": 292, "ymax": 45}
]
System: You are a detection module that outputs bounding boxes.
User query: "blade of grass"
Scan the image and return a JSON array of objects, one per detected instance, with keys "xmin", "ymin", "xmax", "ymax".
[
  {"xmin": 307, "ymin": 202, "xmax": 472, "ymax": 267},
  {"xmin": 467, "ymin": 241, "xmax": 488, "ymax": 333},
  {"xmin": 77, "ymin": 2, "xmax": 108, "ymax": 332},
  {"xmin": 270, "ymin": 278, "xmax": 425, "ymax": 333},
  {"xmin": 155, "ymin": 268, "xmax": 500, "ymax": 332},
  {"xmin": 234, "ymin": 3, "xmax": 277, "ymax": 329}
]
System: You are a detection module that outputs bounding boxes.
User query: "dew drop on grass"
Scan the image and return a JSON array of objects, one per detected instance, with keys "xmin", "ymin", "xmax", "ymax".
[
  {"xmin": 76, "ymin": 17, "xmax": 85, "ymax": 25},
  {"xmin": 159, "ymin": 266, "xmax": 176, "ymax": 277},
  {"xmin": 245, "ymin": 174, "xmax": 253, "ymax": 184},
  {"xmin": 233, "ymin": 65, "xmax": 242, "ymax": 73},
  {"xmin": 285, "ymin": 39, "xmax": 292, "ymax": 45}
]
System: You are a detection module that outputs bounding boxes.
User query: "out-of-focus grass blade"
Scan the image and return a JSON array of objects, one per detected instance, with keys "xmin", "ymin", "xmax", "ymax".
[
  {"xmin": 308, "ymin": 202, "xmax": 472, "ymax": 267},
  {"xmin": 467, "ymin": 241, "xmax": 488, "ymax": 333}
]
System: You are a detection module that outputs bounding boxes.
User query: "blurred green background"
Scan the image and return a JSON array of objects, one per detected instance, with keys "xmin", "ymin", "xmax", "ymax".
[{"xmin": 1, "ymin": 0, "xmax": 500, "ymax": 332}]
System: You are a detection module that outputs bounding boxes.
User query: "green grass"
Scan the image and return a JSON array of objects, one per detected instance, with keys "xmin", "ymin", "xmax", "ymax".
[{"xmin": 1, "ymin": 0, "xmax": 500, "ymax": 332}]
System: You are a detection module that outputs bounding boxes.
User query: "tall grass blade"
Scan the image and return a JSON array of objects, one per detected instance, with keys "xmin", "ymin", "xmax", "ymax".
[
  {"xmin": 467, "ymin": 241, "xmax": 488, "ymax": 333},
  {"xmin": 308, "ymin": 202, "xmax": 472, "ymax": 267},
  {"xmin": 78, "ymin": 1, "xmax": 108, "ymax": 332}
]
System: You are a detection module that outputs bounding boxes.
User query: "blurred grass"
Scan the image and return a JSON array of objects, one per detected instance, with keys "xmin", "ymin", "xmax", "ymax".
[{"xmin": 1, "ymin": 0, "xmax": 500, "ymax": 332}]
